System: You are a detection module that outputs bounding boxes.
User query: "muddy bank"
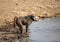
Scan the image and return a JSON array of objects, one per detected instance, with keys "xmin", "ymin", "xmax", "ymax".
[{"xmin": 0, "ymin": 22, "xmax": 30, "ymax": 41}]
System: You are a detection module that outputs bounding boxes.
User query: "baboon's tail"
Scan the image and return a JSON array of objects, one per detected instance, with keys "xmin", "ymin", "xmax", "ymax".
[
  {"xmin": 14, "ymin": 16, "xmax": 18, "ymax": 28},
  {"xmin": 14, "ymin": 16, "xmax": 18, "ymax": 21}
]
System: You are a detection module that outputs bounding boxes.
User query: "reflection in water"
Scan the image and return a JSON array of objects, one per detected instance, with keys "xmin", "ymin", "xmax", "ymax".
[
  {"xmin": 15, "ymin": 37, "xmax": 29, "ymax": 42},
  {"xmin": 0, "ymin": 37, "xmax": 30, "ymax": 42}
]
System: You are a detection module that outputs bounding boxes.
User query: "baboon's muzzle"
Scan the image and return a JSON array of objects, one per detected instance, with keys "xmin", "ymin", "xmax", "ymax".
[{"xmin": 33, "ymin": 16, "xmax": 40, "ymax": 21}]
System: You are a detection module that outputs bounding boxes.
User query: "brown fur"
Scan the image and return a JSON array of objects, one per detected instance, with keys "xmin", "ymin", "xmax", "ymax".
[{"xmin": 14, "ymin": 15, "xmax": 38, "ymax": 34}]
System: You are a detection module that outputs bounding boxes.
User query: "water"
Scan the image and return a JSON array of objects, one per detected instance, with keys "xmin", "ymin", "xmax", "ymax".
[{"xmin": 29, "ymin": 17, "xmax": 60, "ymax": 42}]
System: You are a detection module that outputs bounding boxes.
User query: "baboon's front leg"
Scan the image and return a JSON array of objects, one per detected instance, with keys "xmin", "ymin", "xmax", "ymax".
[
  {"xmin": 26, "ymin": 24, "xmax": 28, "ymax": 33},
  {"xmin": 26, "ymin": 24, "xmax": 29, "ymax": 37}
]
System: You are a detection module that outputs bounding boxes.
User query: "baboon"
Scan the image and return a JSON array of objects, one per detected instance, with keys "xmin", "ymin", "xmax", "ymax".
[{"xmin": 14, "ymin": 15, "xmax": 39, "ymax": 34}]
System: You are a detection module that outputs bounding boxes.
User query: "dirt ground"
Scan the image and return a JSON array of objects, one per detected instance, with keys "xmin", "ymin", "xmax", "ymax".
[{"xmin": 0, "ymin": 0, "xmax": 60, "ymax": 26}]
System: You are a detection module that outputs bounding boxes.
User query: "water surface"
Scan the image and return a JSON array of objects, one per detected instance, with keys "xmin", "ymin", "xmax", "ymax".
[{"xmin": 29, "ymin": 17, "xmax": 60, "ymax": 42}]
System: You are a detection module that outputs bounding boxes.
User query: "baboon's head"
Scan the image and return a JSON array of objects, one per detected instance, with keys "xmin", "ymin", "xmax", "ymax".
[{"xmin": 28, "ymin": 15, "xmax": 40, "ymax": 21}]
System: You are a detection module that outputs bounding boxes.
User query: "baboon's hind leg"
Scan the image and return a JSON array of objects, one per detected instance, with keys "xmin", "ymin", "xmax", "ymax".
[{"xmin": 17, "ymin": 22, "xmax": 23, "ymax": 34}]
